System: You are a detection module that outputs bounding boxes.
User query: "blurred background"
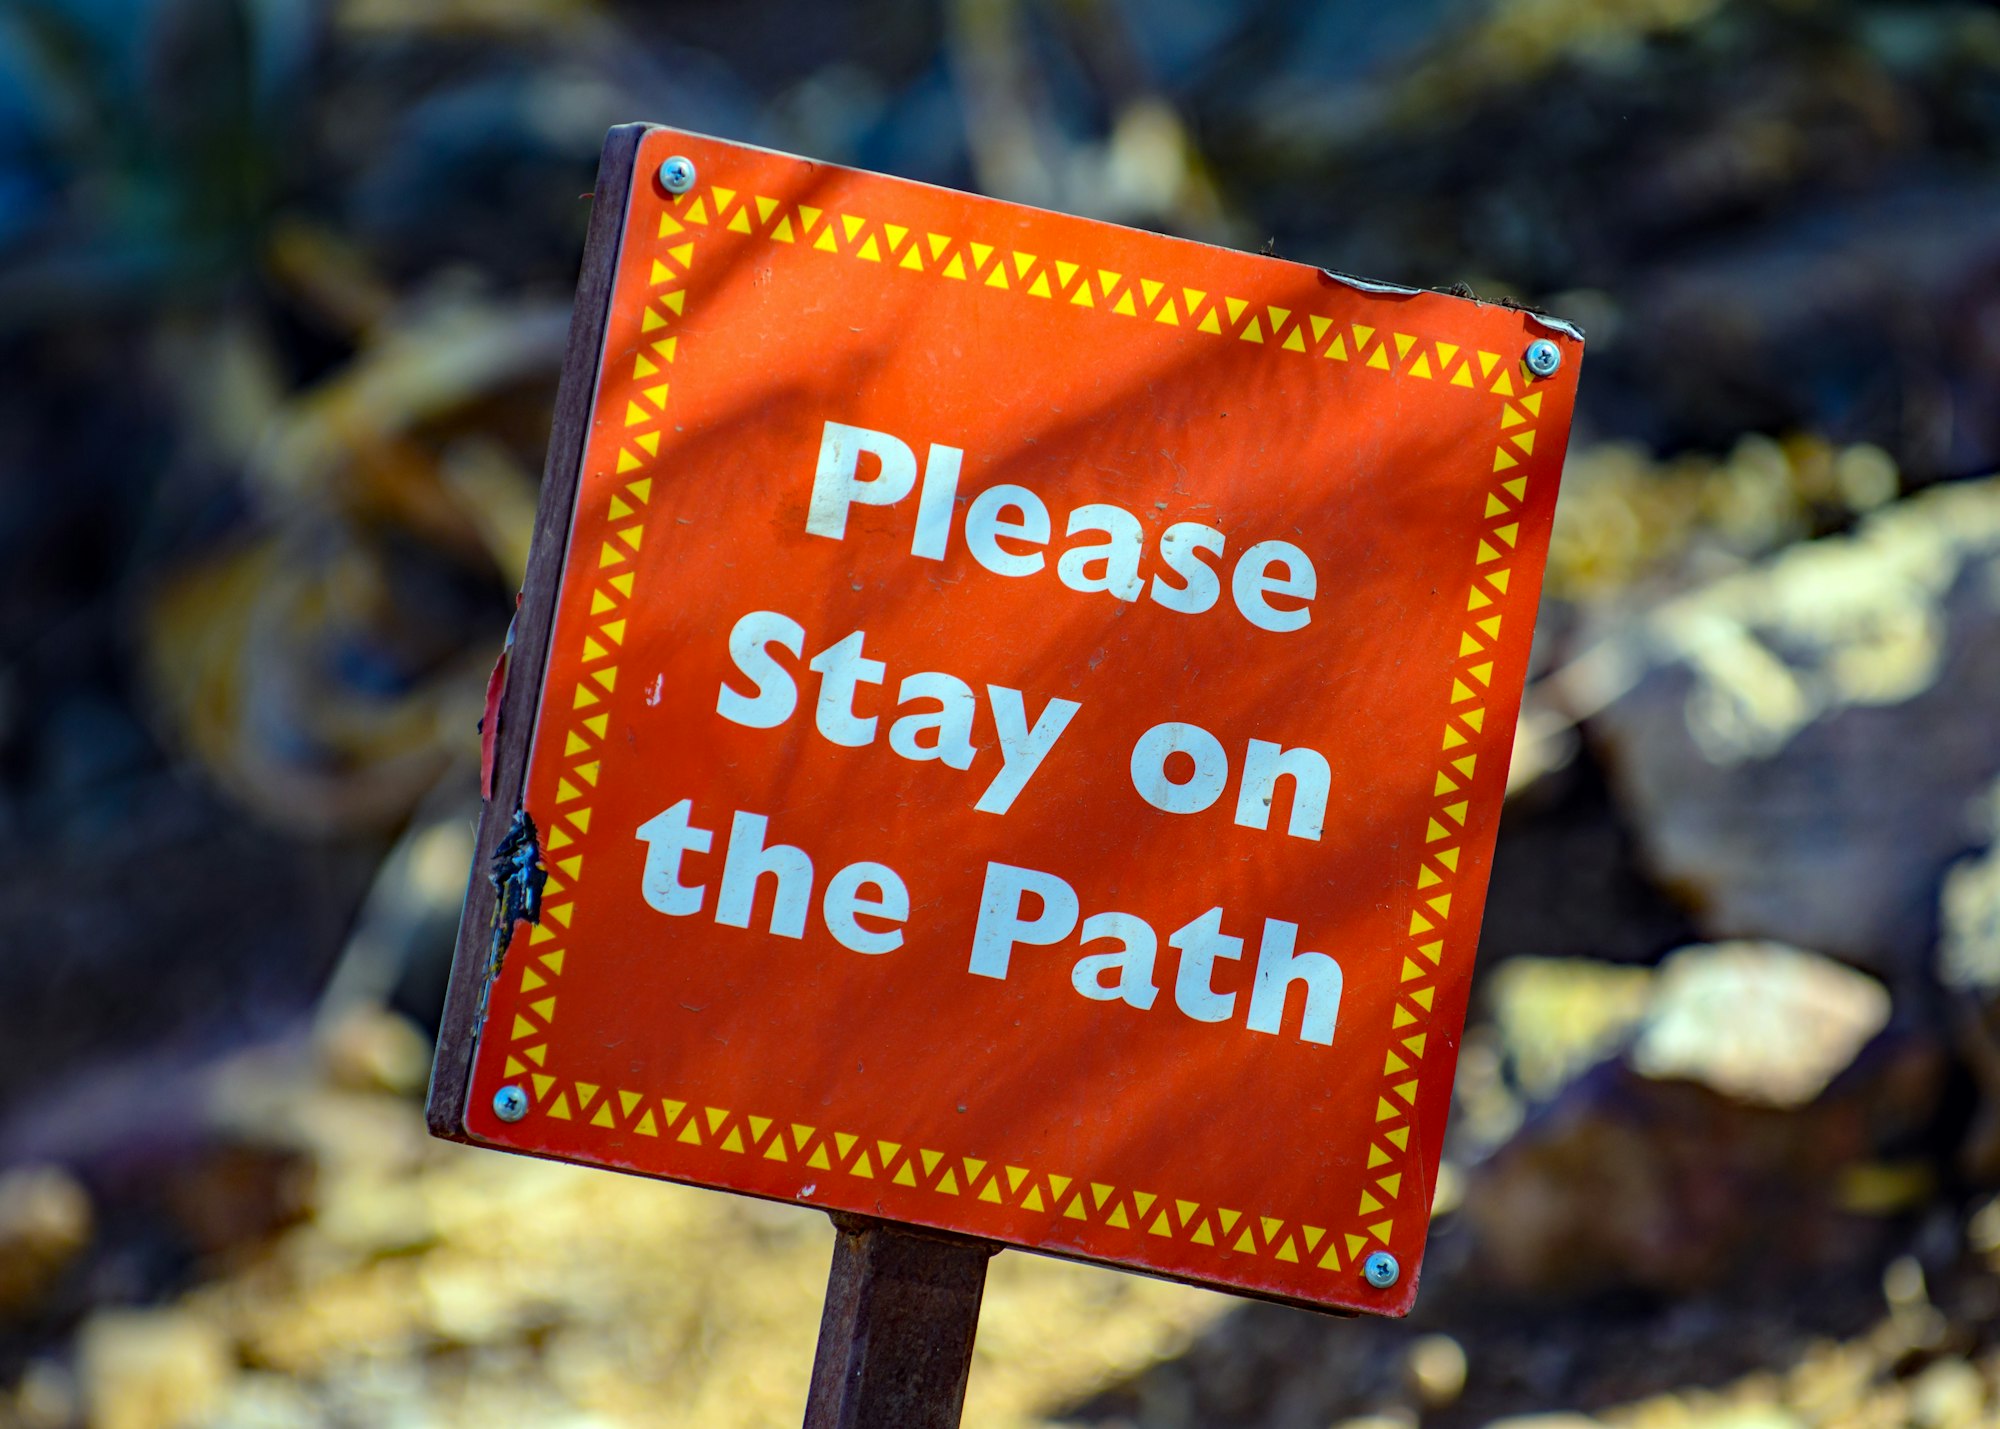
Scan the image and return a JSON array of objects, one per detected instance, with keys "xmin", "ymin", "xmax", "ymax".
[{"xmin": 4, "ymin": 0, "xmax": 2000, "ymax": 1424}]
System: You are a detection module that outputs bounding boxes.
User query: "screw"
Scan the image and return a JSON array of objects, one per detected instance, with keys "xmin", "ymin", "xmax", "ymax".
[
  {"xmin": 493, "ymin": 1085, "xmax": 529, "ymax": 1123},
  {"xmin": 1363, "ymin": 1251, "xmax": 1400, "ymax": 1289},
  {"xmin": 660, "ymin": 156, "xmax": 696, "ymax": 195},
  {"xmin": 1524, "ymin": 339, "xmax": 1561, "ymax": 378}
]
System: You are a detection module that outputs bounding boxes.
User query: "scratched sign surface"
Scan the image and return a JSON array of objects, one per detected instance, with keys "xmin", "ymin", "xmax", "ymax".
[{"xmin": 440, "ymin": 126, "xmax": 1582, "ymax": 1315}]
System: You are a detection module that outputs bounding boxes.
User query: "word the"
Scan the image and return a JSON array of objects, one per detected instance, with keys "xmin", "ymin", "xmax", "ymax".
[
  {"xmin": 805, "ymin": 420, "xmax": 1317, "ymax": 633},
  {"xmin": 637, "ymin": 800, "xmax": 909, "ymax": 954}
]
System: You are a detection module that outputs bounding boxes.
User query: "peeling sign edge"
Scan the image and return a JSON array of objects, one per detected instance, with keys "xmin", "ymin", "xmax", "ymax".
[
  {"xmin": 477, "ymin": 807, "xmax": 548, "ymax": 1032},
  {"xmin": 1319, "ymin": 268, "xmax": 1424, "ymax": 297},
  {"xmin": 1526, "ymin": 311, "xmax": 1585, "ymax": 342},
  {"xmin": 1318, "ymin": 268, "xmax": 1587, "ymax": 343}
]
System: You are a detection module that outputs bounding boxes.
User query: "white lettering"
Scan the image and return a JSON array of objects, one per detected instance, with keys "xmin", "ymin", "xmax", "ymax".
[
  {"xmin": 1231, "ymin": 539, "xmax": 1316, "ymax": 633},
  {"xmin": 715, "ymin": 810, "xmax": 814, "ymax": 939},
  {"xmin": 959, "ymin": 866, "xmax": 1348, "ymax": 1046},
  {"xmin": 1246, "ymin": 918, "xmax": 1342, "ymax": 1043},
  {"xmin": 1130, "ymin": 722, "xmax": 1229, "ymax": 814},
  {"xmin": 635, "ymin": 799, "xmax": 712, "ymax": 915},
  {"xmin": 1234, "ymin": 739, "xmax": 1330, "ymax": 840},
  {"xmin": 911, "ymin": 444, "xmax": 963, "ymax": 560},
  {"xmin": 1056, "ymin": 503, "xmax": 1145, "ymax": 601},
  {"xmin": 969, "ymin": 862, "xmax": 1079, "ymax": 979},
  {"xmin": 964, "ymin": 483, "xmax": 1050, "ymax": 577},
  {"xmin": 806, "ymin": 629, "xmax": 885, "ymax": 748},
  {"xmin": 1148, "ymin": 521, "xmax": 1225, "ymax": 614},
  {"xmin": 976, "ymin": 685, "xmax": 1080, "ymax": 815},
  {"xmin": 1170, "ymin": 906, "xmax": 1242, "ymax": 1023},
  {"xmin": 823, "ymin": 862, "xmax": 910, "ymax": 955},
  {"xmin": 1070, "ymin": 912, "xmax": 1159, "ymax": 1010},
  {"xmin": 799, "ymin": 424, "xmax": 1322, "ymax": 633},
  {"xmin": 806, "ymin": 421, "xmax": 917, "ymax": 539},
  {"xmin": 887, "ymin": 671, "xmax": 978, "ymax": 770},
  {"xmin": 716, "ymin": 610, "xmax": 804, "ymax": 729}
]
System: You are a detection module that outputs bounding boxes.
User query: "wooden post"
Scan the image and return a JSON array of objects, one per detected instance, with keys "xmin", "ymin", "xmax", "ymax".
[{"xmin": 803, "ymin": 1216, "xmax": 996, "ymax": 1429}]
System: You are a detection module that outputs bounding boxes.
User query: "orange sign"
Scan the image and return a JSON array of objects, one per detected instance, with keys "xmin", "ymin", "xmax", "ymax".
[{"xmin": 435, "ymin": 125, "xmax": 1581, "ymax": 1315}]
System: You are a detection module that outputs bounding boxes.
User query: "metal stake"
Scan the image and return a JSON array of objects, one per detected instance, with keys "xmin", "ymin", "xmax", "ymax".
[{"xmin": 803, "ymin": 1216, "xmax": 996, "ymax": 1429}]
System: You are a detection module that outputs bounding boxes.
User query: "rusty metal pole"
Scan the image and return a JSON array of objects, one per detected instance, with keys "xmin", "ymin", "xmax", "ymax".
[{"xmin": 803, "ymin": 1215, "xmax": 997, "ymax": 1429}]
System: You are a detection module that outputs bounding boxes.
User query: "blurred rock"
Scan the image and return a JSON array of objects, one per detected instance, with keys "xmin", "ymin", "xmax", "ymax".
[
  {"xmin": 1590, "ymin": 477, "xmax": 2000, "ymax": 973},
  {"xmin": 1544, "ymin": 437, "xmax": 1900, "ymax": 603},
  {"xmin": 0, "ymin": 1041, "xmax": 323, "ymax": 1277},
  {"xmin": 1910, "ymin": 1358, "xmax": 1985, "ymax": 1429},
  {"xmin": 1403, "ymin": 1333, "xmax": 1468, "ymax": 1409},
  {"xmin": 1453, "ymin": 1028, "xmax": 1528, "ymax": 1154},
  {"xmin": 0, "ymin": 791, "xmax": 383, "ymax": 1146},
  {"xmin": 0, "ymin": 1166, "xmax": 91, "ymax": 1320},
  {"xmin": 1485, "ymin": 943, "xmax": 1889, "ymax": 1111},
  {"xmin": 1231, "ymin": 2, "xmax": 2000, "ymax": 476},
  {"xmin": 317, "ymin": 1008, "xmax": 432, "ymax": 1098},
  {"xmin": 1610, "ymin": 179, "xmax": 2000, "ymax": 480},
  {"xmin": 1618, "ymin": 1402, "xmax": 1807, "ymax": 1429},
  {"xmin": 1328, "ymin": 1415, "xmax": 1414, "ymax": 1429},
  {"xmin": 0, "ymin": 1043, "xmax": 1231, "ymax": 1429},
  {"xmin": 1941, "ymin": 781, "xmax": 2000, "ymax": 1180},
  {"xmin": 314, "ymin": 811, "xmax": 479, "ymax": 1048},
  {"xmin": 1938, "ymin": 780, "xmax": 2000, "ymax": 995},
  {"xmin": 141, "ymin": 528, "xmax": 493, "ymax": 840},
  {"xmin": 1462, "ymin": 977, "xmax": 1939, "ymax": 1297},
  {"xmin": 1479, "ymin": 753, "xmax": 1703, "ymax": 967},
  {"xmin": 159, "ymin": 1138, "xmax": 315, "ymax": 1261},
  {"xmin": 1632, "ymin": 942, "xmax": 1891, "ymax": 1108},
  {"xmin": 1487, "ymin": 957, "xmax": 1654, "ymax": 1099},
  {"xmin": 10, "ymin": 1359, "xmax": 79, "ymax": 1429},
  {"xmin": 1431, "ymin": 1160, "xmax": 1465, "ymax": 1219},
  {"xmin": 77, "ymin": 1308, "xmax": 233, "ymax": 1429},
  {"xmin": 1883, "ymin": 1252, "xmax": 1927, "ymax": 1309}
]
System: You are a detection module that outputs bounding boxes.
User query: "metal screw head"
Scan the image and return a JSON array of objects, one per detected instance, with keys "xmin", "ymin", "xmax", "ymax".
[
  {"xmin": 1363, "ymin": 1251, "xmax": 1401, "ymax": 1289},
  {"xmin": 1524, "ymin": 339, "xmax": 1562, "ymax": 378},
  {"xmin": 659, "ymin": 156, "xmax": 696, "ymax": 195},
  {"xmin": 493, "ymin": 1085, "xmax": 529, "ymax": 1123}
]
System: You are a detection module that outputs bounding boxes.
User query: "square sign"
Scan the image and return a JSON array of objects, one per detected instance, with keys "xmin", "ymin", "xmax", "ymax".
[{"xmin": 430, "ymin": 124, "xmax": 1582, "ymax": 1316}]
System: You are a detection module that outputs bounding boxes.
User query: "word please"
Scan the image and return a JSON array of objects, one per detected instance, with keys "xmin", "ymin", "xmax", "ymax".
[
  {"xmin": 805, "ymin": 420, "xmax": 1318, "ymax": 633},
  {"xmin": 633, "ymin": 801, "xmax": 1344, "ymax": 1044}
]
